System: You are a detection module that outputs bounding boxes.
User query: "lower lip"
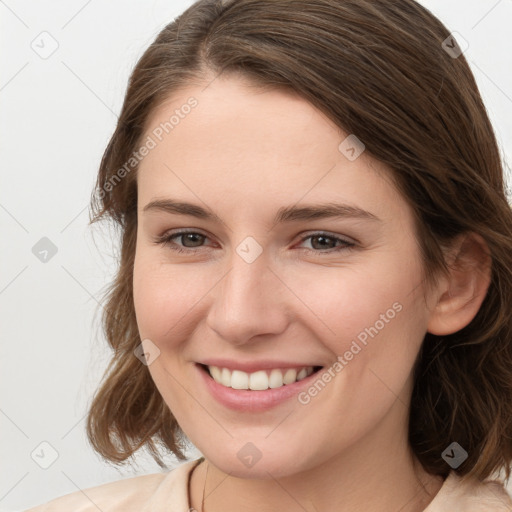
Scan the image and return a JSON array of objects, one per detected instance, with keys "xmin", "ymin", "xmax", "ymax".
[{"xmin": 196, "ymin": 364, "xmax": 322, "ymax": 412}]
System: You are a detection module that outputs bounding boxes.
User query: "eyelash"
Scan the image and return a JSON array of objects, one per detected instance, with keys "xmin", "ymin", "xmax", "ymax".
[{"xmin": 153, "ymin": 230, "xmax": 356, "ymax": 255}]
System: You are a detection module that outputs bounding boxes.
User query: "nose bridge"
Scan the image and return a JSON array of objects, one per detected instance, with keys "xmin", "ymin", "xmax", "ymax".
[
  {"xmin": 206, "ymin": 241, "xmax": 288, "ymax": 344},
  {"xmin": 226, "ymin": 252, "xmax": 268, "ymax": 303}
]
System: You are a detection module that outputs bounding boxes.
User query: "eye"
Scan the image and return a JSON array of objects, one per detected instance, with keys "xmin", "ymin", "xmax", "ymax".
[
  {"xmin": 153, "ymin": 230, "xmax": 356, "ymax": 255},
  {"xmin": 153, "ymin": 230, "xmax": 212, "ymax": 253},
  {"xmin": 296, "ymin": 232, "xmax": 355, "ymax": 253}
]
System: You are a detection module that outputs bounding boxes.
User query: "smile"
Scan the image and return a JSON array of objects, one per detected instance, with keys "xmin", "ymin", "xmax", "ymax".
[{"xmin": 206, "ymin": 365, "xmax": 318, "ymax": 390}]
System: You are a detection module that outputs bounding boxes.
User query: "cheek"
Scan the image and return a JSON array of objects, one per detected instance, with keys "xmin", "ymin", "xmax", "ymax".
[
  {"xmin": 290, "ymin": 263, "xmax": 428, "ymax": 435},
  {"xmin": 132, "ymin": 256, "xmax": 210, "ymax": 412},
  {"xmin": 288, "ymin": 257, "xmax": 426, "ymax": 347},
  {"xmin": 289, "ymin": 255, "xmax": 429, "ymax": 408},
  {"xmin": 133, "ymin": 254, "xmax": 214, "ymax": 343}
]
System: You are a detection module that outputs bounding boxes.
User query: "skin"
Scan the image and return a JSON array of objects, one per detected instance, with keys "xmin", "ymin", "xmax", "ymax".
[{"xmin": 132, "ymin": 74, "xmax": 490, "ymax": 511}]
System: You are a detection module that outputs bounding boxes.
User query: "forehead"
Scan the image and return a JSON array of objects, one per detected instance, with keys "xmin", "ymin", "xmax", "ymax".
[{"xmin": 136, "ymin": 76, "xmax": 407, "ymax": 225}]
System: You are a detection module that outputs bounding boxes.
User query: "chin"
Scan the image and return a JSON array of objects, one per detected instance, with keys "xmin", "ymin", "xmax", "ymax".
[{"xmin": 200, "ymin": 440, "xmax": 320, "ymax": 480}]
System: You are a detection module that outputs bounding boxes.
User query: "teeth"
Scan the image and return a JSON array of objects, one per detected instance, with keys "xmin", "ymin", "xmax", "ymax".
[
  {"xmin": 249, "ymin": 370, "xmax": 268, "ymax": 390},
  {"xmin": 269, "ymin": 369, "xmax": 283, "ymax": 388},
  {"xmin": 231, "ymin": 370, "xmax": 249, "ymax": 389},
  {"xmin": 297, "ymin": 368, "xmax": 308, "ymax": 380},
  {"xmin": 221, "ymin": 368, "xmax": 231, "ymax": 387},
  {"xmin": 209, "ymin": 366, "xmax": 222, "ymax": 382},
  {"xmin": 207, "ymin": 365, "xmax": 315, "ymax": 390},
  {"xmin": 283, "ymin": 368, "xmax": 297, "ymax": 384}
]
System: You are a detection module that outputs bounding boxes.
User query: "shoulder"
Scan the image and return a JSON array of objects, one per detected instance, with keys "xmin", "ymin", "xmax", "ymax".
[
  {"xmin": 425, "ymin": 471, "xmax": 512, "ymax": 511},
  {"xmin": 23, "ymin": 458, "xmax": 203, "ymax": 512}
]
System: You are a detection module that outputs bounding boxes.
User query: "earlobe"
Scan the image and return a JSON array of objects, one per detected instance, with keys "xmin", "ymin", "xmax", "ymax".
[{"xmin": 427, "ymin": 233, "xmax": 492, "ymax": 336}]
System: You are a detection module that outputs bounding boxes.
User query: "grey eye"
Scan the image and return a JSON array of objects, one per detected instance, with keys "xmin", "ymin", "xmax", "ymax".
[{"xmin": 177, "ymin": 233, "xmax": 206, "ymax": 247}]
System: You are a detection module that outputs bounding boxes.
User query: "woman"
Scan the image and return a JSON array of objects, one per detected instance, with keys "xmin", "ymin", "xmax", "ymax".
[{"xmin": 25, "ymin": 0, "xmax": 512, "ymax": 510}]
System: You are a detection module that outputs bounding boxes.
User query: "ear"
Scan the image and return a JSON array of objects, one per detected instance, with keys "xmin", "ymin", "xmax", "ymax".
[{"xmin": 427, "ymin": 233, "xmax": 492, "ymax": 336}]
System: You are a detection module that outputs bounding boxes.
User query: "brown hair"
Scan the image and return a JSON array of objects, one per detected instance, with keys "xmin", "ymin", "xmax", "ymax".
[{"xmin": 86, "ymin": 0, "xmax": 512, "ymax": 484}]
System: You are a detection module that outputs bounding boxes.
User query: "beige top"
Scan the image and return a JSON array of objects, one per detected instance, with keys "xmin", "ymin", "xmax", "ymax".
[{"xmin": 24, "ymin": 457, "xmax": 512, "ymax": 512}]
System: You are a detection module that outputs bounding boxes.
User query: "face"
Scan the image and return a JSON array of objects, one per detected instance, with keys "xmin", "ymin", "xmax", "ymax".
[{"xmin": 133, "ymin": 75, "xmax": 435, "ymax": 479}]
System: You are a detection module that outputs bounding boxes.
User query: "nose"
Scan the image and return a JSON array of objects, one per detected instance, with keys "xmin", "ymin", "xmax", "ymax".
[{"xmin": 205, "ymin": 248, "xmax": 289, "ymax": 346}]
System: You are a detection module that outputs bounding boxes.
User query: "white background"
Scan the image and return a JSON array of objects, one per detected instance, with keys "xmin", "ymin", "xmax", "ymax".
[{"xmin": 1, "ymin": 1, "xmax": 511, "ymax": 510}]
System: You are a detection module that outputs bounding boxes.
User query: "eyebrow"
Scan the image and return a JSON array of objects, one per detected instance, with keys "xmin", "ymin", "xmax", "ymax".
[{"xmin": 142, "ymin": 198, "xmax": 381, "ymax": 224}]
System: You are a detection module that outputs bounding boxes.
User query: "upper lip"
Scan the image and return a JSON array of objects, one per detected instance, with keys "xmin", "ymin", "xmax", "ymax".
[{"xmin": 198, "ymin": 359, "xmax": 324, "ymax": 373}]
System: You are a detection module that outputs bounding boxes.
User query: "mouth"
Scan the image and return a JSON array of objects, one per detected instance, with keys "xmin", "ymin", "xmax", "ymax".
[{"xmin": 198, "ymin": 363, "xmax": 324, "ymax": 391}]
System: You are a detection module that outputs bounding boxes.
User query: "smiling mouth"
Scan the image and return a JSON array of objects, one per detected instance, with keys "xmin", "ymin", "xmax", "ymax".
[{"xmin": 199, "ymin": 364, "xmax": 323, "ymax": 391}]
